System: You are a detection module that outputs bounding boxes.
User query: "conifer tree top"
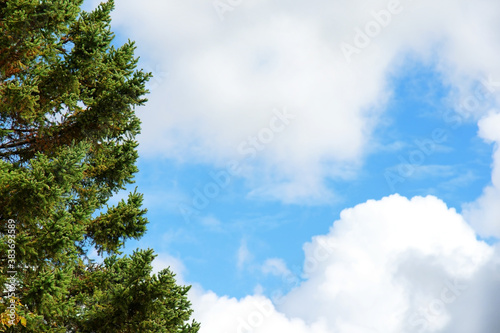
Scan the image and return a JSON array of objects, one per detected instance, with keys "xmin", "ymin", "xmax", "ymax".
[{"xmin": 0, "ymin": 1, "xmax": 200, "ymax": 331}]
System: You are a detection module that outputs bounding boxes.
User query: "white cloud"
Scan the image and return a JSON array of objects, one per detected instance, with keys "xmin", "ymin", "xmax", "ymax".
[
  {"xmin": 88, "ymin": 0, "xmax": 500, "ymax": 204},
  {"xmin": 463, "ymin": 112, "xmax": 500, "ymax": 237},
  {"xmin": 101, "ymin": 0, "xmax": 396, "ymax": 202},
  {"xmin": 187, "ymin": 195, "xmax": 497, "ymax": 333},
  {"xmin": 261, "ymin": 258, "xmax": 292, "ymax": 278},
  {"xmin": 280, "ymin": 195, "xmax": 491, "ymax": 332},
  {"xmin": 189, "ymin": 288, "xmax": 330, "ymax": 333}
]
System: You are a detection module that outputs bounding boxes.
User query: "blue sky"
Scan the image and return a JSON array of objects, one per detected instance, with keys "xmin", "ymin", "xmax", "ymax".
[
  {"xmin": 84, "ymin": 1, "xmax": 500, "ymax": 332},
  {"xmin": 124, "ymin": 60, "xmax": 493, "ymax": 298}
]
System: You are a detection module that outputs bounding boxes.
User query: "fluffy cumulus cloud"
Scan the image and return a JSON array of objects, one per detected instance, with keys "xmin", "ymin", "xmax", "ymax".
[
  {"xmin": 96, "ymin": 0, "xmax": 500, "ymax": 203},
  {"xmin": 463, "ymin": 112, "xmax": 500, "ymax": 238},
  {"xmin": 188, "ymin": 195, "xmax": 500, "ymax": 333}
]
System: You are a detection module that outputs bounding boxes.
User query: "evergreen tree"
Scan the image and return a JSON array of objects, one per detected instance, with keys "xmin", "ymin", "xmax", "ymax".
[{"xmin": 0, "ymin": 0, "xmax": 200, "ymax": 331}]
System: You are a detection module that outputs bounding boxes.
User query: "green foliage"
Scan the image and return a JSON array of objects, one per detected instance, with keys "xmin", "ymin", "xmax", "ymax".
[
  {"xmin": 0, "ymin": 0, "xmax": 199, "ymax": 331},
  {"xmin": 72, "ymin": 250, "xmax": 200, "ymax": 333}
]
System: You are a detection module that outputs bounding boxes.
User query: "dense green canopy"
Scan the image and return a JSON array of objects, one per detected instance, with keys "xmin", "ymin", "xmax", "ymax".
[{"xmin": 0, "ymin": 0, "xmax": 199, "ymax": 331}]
